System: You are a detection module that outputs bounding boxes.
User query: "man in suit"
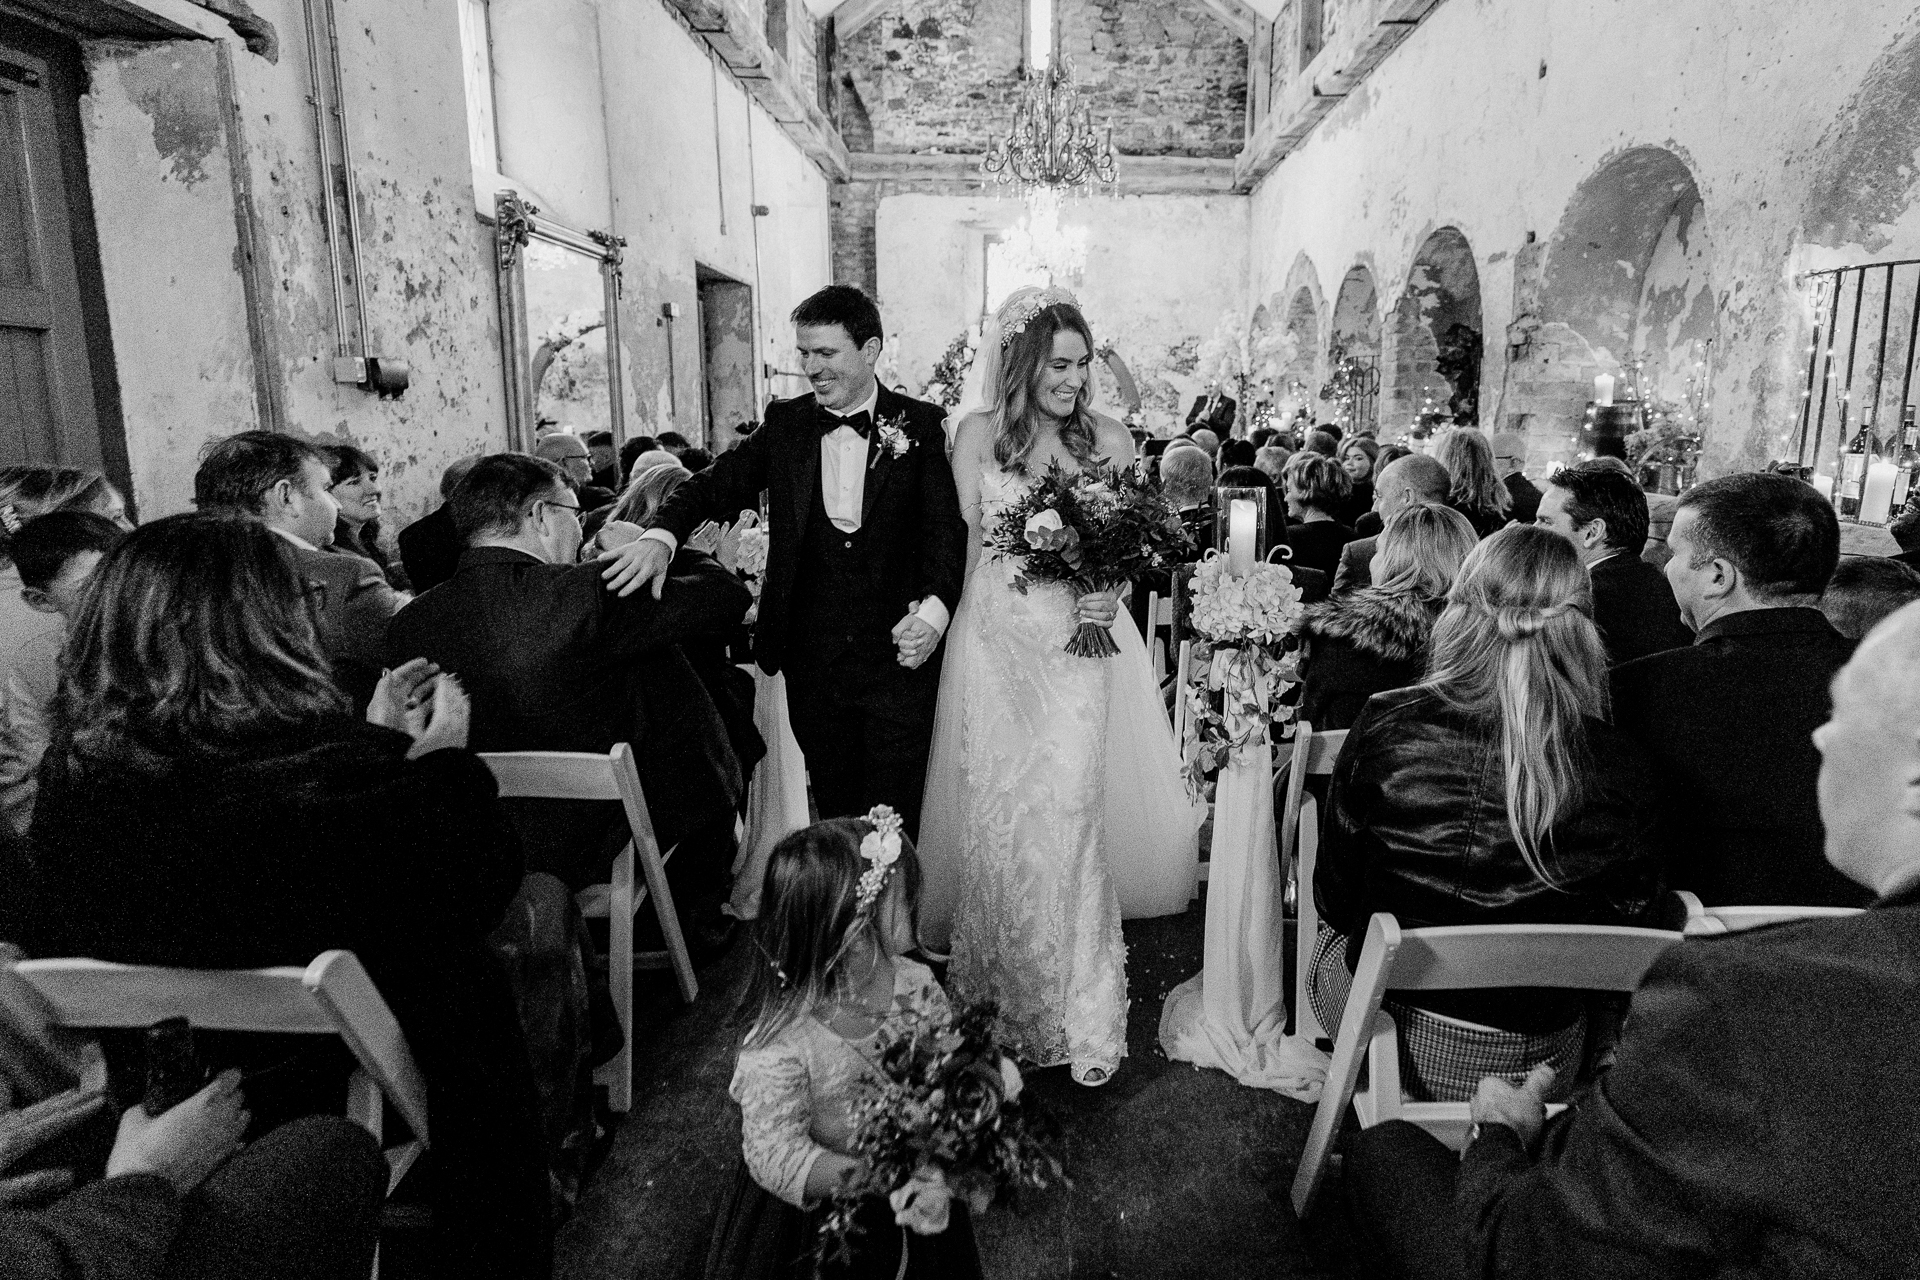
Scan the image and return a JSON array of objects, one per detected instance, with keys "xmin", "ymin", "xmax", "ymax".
[
  {"xmin": 386, "ymin": 455, "xmax": 750, "ymax": 898},
  {"xmin": 535, "ymin": 433, "xmax": 617, "ymax": 513},
  {"xmin": 1535, "ymin": 461, "xmax": 1691, "ymax": 664},
  {"xmin": 599, "ymin": 285, "xmax": 965, "ymax": 839},
  {"xmin": 1332, "ymin": 453, "xmax": 1451, "ymax": 594},
  {"xmin": 397, "ymin": 454, "xmax": 478, "ymax": 593},
  {"xmin": 1186, "ymin": 382, "xmax": 1237, "ymax": 436},
  {"xmin": 1341, "ymin": 600, "xmax": 1920, "ymax": 1280},
  {"xmin": 193, "ymin": 431, "xmax": 400, "ymax": 708},
  {"xmin": 1611, "ymin": 472, "xmax": 1865, "ymax": 907},
  {"xmin": 1491, "ymin": 431, "xmax": 1541, "ymax": 526}
]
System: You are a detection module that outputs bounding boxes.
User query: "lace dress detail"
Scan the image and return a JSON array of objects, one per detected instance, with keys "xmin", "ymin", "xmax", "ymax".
[
  {"xmin": 730, "ymin": 959, "xmax": 949, "ymax": 1208},
  {"xmin": 942, "ymin": 469, "xmax": 1127, "ymax": 1072}
]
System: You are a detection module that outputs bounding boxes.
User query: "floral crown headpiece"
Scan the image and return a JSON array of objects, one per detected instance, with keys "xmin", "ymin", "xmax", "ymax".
[
  {"xmin": 997, "ymin": 286, "xmax": 1081, "ymax": 350},
  {"xmin": 854, "ymin": 804, "xmax": 905, "ymax": 914}
]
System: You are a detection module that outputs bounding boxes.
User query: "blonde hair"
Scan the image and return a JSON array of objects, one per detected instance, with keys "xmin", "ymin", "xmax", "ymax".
[
  {"xmin": 1433, "ymin": 427, "xmax": 1512, "ymax": 517},
  {"xmin": 1421, "ymin": 524, "xmax": 1609, "ymax": 883},
  {"xmin": 1373, "ymin": 502, "xmax": 1478, "ymax": 601},
  {"xmin": 609, "ymin": 462, "xmax": 691, "ymax": 527}
]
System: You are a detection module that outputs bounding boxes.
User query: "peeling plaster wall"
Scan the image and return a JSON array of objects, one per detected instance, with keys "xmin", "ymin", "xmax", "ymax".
[
  {"xmin": 1247, "ymin": 0, "xmax": 1920, "ymax": 476},
  {"xmin": 874, "ymin": 192, "xmax": 1247, "ymax": 429}
]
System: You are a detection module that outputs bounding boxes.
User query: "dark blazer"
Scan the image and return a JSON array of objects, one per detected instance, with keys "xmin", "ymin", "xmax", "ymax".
[
  {"xmin": 1611, "ymin": 607, "xmax": 1866, "ymax": 907},
  {"xmin": 397, "ymin": 503, "xmax": 462, "ymax": 593},
  {"xmin": 647, "ymin": 386, "xmax": 965, "ymax": 675},
  {"xmin": 284, "ymin": 541, "xmax": 400, "ymax": 709},
  {"xmin": 1503, "ymin": 471, "xmax": 1543, "ymax": 526},
  {"xmin": 1297, "ymin": 587, "xmax": 1437, "ymax": 731},
  {"xmin": 1459, "ymin": 888, "xmax": 1920, "ymax": 1278},
  {"xmin": 1186, "ymin": 394, "xmax": 1236, "ymax": 435},
  {"xmin": 1318, "ymin": 686, "xmax": 1662, "ymax": 1032},
  {"xmin": 1333, "ymin": 534, "xmax": 1377, "ymax": 595},
  {"xmin": 22, "ymin": 720, "xmax": 549, "ymax": 1277},
  {"xmin": 1588, "ymin": 551, "xmax": 1691, "ymax": 665},
  {"xmin": 1284, "ymin": 519, "xmax": 1357, "ymax": 579},
  {"xmin": 385, "ymin": 546, "xmax": 752, "ymax": 858},
  {"xmin": 1336, "ymin": 480, "xmax": 1374, "ymax": 529}
]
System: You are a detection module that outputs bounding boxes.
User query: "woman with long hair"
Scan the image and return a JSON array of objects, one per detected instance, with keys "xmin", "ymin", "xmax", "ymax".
[
  {"xmin": 1336, "ymin": 434, "xmax": 1379, "ymax": 525},
  {"xmin": 1433, "ymin": 426, "xmax": 1513, "ymax": 537},
  {"xmin": 318, "ymin": 444, "xmax": 407, "ymax": 589},
  {"xmin": 919, "ymin": 287, "xmax": 1200, "ymax": 1088},
  {"xmin": 1310, "ymin": 523, "xmax": 1661, "ymax": 1100},
  {"xmin": 20, "ymin": 512, "xmax": 553, "ymax": 1279},
  {"xmin": 1296, "ymin": 501, "xmax": 1477, "ymax": 730}
]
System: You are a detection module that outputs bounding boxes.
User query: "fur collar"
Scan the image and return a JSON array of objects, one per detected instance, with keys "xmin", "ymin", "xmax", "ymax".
[{"xmin": 1300, "ymin": 587, "xmax": 1438, "ymax": 663}]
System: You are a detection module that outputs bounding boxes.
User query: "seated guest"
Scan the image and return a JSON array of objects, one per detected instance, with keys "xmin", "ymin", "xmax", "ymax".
[
  {"xmin": 1334, "ymin": 453, "xmax": 1452, "ymax": 593},
  {"xmin": 656, "ymin": 430, "xmax": 693, "ymax": 460},
  {"xmin": 1282, "ymin": 454, "xmax": 1358, "ymax": 578},
  {"xmin": 1491, "ymin": 430, "xmax": 1541, "ymax": 525},
  {"xmin": 1336, "ymin": 435, "xmax": 1378, "ymax": 527},
  {"xmin": 1612, "ymin": 472, "xmax": 1862, "ymax": 906},
  {"xmin": 1353, "ymin": 443, "xmax": 1414, "ymax": 539},
  {"xmin": 618, "ymin": 435, "xmax": 656, "ymax": 486},
  {"xmin": 19, "ymin": 513, "xmax": 550, "ymax": 1279},
  {"xmin": 1189, "ymin": 427, "xmax": 1221, "ymax": 459},
  {"xmin": 1434, "ymin": 426, "xmax": 1512, "ymax": 537},
  {"xmin": 1536, "ymin": 461, "xmax": 1692, "ymax": 664},
  {"xmin": 0, "ymin": 466, "xmax": 130, "ymax": 667},
  {"xmin": 1297, "ymin": 502, "xmax": 1476, "ymax": 731},
  {"xmin": 0, "ymin": 512, "xmax": 123, "ymax": 836},
  {"xmin": 1822, "ymin": 554, "xmax": 1920, "ymax": 639},
  {"xmin": 1160, "ymin": 446, "xmax": 1217, "ymax": 554},
  {"xmin": 194, "ymin": 432, "xmax": 400, "ymax": 707},
  {"xmin": 585, "ymin": 429, "xmax": 621, "ymax": 492},
  {"xmin": 534, "ymin": 433, "xmax": 616, "ymax": 512},
  {"xmin": 1889, "ymin": 503, "xmax": 1920, "ymax": 571},
  {"xmin": 1250, "ymin": 426, "xmax": 1277, "ymax": 449},
  {"xmin": 1304, "ymin": 429, "xmax": 1339, "ymax": 457},
  {"xmin": 1314, "ymin": 525, "xmax": 1661, "ymax": 1100},
  {"xmin": 1344, "ymin": 601, "xmax": 1920, "ymax": 1280},
  {"xmin": 1220, "ymin": 439, "xmax": 1258, "ymax": 470},
  {"xmin": 318, "ymin": 443, "xmax": 407, "ymax": 590},
  {"xmin": 397, "ymin": 454, "xmax": 479, "ymax": 593},
  {"xmin": 679, "ymin": 445, "xmax": 716, "ymax": 474},
  {"xmin": 1254, "ymin": 444, "xmax": 1291, "ymax": 486},
  {"xmin": 386, "ymin": 455, "xmax": 753, "ymax": 922}
]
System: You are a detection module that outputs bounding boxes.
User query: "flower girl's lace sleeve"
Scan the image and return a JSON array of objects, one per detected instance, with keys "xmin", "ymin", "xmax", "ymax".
[{"xmin": 730, "ymin": 1041, "xmax": 829, "ymax": 1208}]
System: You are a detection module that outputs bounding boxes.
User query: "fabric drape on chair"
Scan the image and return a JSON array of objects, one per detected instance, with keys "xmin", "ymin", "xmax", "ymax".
[{"xmin": 729, "ymin": 668, "xmax": 811, "ymax": 920}]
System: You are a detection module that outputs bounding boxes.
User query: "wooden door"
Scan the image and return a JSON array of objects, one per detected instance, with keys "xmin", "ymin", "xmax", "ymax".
[{"xmin": 0, "ymin": 19, "xmax": 117, "ymax": 480}]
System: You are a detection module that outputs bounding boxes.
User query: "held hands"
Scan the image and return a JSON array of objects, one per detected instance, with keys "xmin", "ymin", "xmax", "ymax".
[
  {"xmin": 1469, "ymin": 1062, "xmax": 1555, "ymax": 1151},
  {"xmin": 106, "ymin": 1070, "xmax": 249, "ymax": 1193},
  {"xmin": 599, "ymin": 535, "xmax": 672, "ymax": 599},
  {"xmin": 888, "ymin": 1167, "xmax": 953, "ymax": 1236},
  {"xmin": 893, "ymin": 613, "xmax": 939, "ymax": 669},
  {"xmin": 1074, "ymin": 588, "xmax": 1121, "ymax": 629},
  {"xmin": 367, "ymin": 659, "xmax": 471, "ymax": 758}
]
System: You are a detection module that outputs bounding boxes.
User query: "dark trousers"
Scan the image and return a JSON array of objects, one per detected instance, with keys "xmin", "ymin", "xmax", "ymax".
[
  {"xmin": 162, "ymin": 1115, "xmax": 386, "ymax": 1280},
  {"xmin": 784, "ymin": 634, "xmax": 941, "ymax": 841},
  {"xmin": 1344, "ymin": 1120, "xmax": 1468, "ymax": 1280}
]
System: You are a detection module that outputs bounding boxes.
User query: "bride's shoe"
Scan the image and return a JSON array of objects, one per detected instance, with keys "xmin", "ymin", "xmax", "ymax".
[{"xmin": 1070, "ymin": 1062, "xmax": 1114, "ymax": 1088}]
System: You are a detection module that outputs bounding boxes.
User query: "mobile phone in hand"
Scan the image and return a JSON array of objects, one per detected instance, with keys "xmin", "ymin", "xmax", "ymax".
[{"xmin": 142, "ymin": 1017, "xmax": 201, "ymax": 1117}]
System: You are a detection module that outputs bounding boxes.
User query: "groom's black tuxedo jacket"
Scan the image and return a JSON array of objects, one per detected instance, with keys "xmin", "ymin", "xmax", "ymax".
[{"xmin": 649, "ymin": 385, "xmax": 967, "ymax": 675}]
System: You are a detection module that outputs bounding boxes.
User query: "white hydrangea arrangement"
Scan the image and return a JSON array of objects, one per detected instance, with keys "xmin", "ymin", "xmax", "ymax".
[{"xmin": 1182, "ymin": 552, "xmax": 1306, "ymax": 791}]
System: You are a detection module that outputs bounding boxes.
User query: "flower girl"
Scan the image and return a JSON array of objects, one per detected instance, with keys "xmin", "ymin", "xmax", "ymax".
[{"xmin": 704, "ymin": 808, "xmax": 982, "ymax": 1280}]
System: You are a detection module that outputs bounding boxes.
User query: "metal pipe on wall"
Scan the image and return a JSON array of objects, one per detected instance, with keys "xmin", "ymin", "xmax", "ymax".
[
  {"xmin": 321, "ymin": 0, "xmax": 371, "ymax": 361},
  {"xmin": 299, "ymin": 0, "xmax": 349, "ymax": 354}
]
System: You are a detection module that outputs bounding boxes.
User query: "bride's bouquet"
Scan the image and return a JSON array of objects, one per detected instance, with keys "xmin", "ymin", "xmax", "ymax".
[
  {"xmin": 819, "ymin": 1000, "xmax": 1065, "ymax": 1263},
  {"xmin": 987, "ymin": 463, "xmax": 1194, "ymax": 658}
]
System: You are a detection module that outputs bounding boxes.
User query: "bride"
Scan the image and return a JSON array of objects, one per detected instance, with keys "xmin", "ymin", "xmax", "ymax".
[{"xmin": 917, "ymin": 287, "xmax": 1201, "ymax": 1087}]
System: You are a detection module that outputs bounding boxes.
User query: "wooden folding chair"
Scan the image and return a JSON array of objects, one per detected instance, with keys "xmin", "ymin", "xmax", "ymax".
[
  {"xmin": 1279, "ymin": 721, "xmax": 1346, "ymax": 1044},
  {"xmin": 1666, "ymin": 888, "xmax": 1864, "ymax": 936},
  {"xmin": 1290, "ymin": 912, "xmax": 1682, "ymax": 1215},
  {"xmin": 1145, "ymin": 589, "xmax": 1176, "ymax": 690},
  {"xmin": 481, "ymin": 744, "xmax": 695, "ymax": 1113}
]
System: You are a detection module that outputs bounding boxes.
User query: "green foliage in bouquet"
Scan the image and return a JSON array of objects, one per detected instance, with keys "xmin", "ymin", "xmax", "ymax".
[
  {"xmin": 818, "ymin": 1000, "xmax": 1067, "ymax": 1265},
  {"xmin": 986, "ymin": 462, "xmax": 1195, "ymax": 657}
]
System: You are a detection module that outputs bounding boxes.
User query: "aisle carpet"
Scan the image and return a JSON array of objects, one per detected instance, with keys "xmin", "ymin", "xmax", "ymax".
[{"xmin": 553, "ymin": 902, "xmax": 1365, "ymax": 1280}]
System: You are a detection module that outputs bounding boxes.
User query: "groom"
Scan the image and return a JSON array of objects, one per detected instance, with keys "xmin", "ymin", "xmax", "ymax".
[{"xmin": 601, "ymin": 285, "xmax": 967, "ymax": 839}]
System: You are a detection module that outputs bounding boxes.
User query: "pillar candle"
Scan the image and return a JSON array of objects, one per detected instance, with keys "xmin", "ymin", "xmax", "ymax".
[
  {"xmin": 1594, "ymin": 374, "xmax": 1616, "ymax": 407},
  {"xmin": 1862, "ymin": 460, "xmax": 1899, "ymax": 524},
  {"xmin": 1812, "ymin": 473, "xmax": 1836, "ymax": 502},
  {"xmin": 1228, "ymin": 498, "xmax": 1257, "ymax": 577}
]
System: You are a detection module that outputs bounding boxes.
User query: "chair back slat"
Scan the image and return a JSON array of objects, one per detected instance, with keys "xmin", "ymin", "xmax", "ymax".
[
  {"xmin": 480, "ymin": 750, "xmax": 622, "ymax": 801},
  {"xmin": 1699, "ymin": 905, "xmax": 1862, "ymax": 933},
  {"xmin": 15, "ymin": 959, "xmax": 334, "ymax": 1034},
  {"xmin": 1383, "ymin": 922, "xmax": 1680, "ymax": 993},
  {"xmin": 304, "ymin": 951, "xmax": 430, "ymax": 1144}
]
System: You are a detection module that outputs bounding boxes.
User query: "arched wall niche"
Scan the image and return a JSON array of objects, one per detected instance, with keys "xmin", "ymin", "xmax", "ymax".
[
  {"xmin": 1327, "ymin": 264, "xmax": 1382, "ymax": 433},
  {"xmin": 1514, "ymin": 147, "xmax": 1719, "ymax": 468},
  {"xmin": 1384, "ymin": 227, "xmax": 1483, "ymax": 434}
]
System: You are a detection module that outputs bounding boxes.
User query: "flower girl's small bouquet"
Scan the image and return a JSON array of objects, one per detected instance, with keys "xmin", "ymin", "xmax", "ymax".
[
  {"xmin": 1183, "ymin": 552, "xmax": 1306, "ymax": 791},
  {"xmin": 818, "ymin": 1000, "xmax": 1065, "ymax": 1263},
  {"xmin": 987, "ymin": 463, "xmax": 1194, "ymax": 658}
]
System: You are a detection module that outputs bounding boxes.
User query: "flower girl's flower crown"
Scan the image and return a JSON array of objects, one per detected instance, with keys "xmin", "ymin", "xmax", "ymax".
[
  {"xmin": 854, "ymin": 804, "xmax": 905, "ymax": 914},
  {"xmin": 997, "ymin": 286, "xmax": 1082, "ymax": 349}
]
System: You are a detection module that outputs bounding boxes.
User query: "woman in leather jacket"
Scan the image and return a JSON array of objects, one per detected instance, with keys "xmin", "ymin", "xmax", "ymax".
[{"xmin": 1310, "ymin": 524, "xmax": 1662, "ymax": 1101}]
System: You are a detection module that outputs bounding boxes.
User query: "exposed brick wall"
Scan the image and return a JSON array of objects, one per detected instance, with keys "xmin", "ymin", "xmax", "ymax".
[
  {"xmin": 831, "ymin": 180, "xmax": 881, "ymax": 295},
  {"xmin": 839, "ymin": 0, "xmax": 1246, "ymax": 158}
]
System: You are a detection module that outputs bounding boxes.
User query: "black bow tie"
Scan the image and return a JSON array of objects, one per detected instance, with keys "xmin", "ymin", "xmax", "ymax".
[{"xmin": 820, "ymin": 408, "xmax": 872, "ymax": 438}]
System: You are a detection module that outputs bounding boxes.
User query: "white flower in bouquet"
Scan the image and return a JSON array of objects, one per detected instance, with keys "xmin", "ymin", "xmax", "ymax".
[{"xmin": 734, "ymin": 524, "xmax": 770, "ymax": 583}]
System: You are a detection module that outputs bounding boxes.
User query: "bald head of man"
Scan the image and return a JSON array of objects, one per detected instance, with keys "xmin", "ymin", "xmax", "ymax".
[
  {"xmin": 534, "ymin": 432, "xmax": 592, "ymax": 487},
  {"xmin": 1817, "ymin": 599, "xmax": 1920, "ymax": 898},
  {"xmin": 1373, "ymin": 452, "xmax": 1451, "ymax": 523}
]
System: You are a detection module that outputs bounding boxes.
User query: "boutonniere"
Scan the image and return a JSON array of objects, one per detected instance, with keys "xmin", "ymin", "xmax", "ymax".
[{"xmin": 872, "ymin": 413, "xmax": 913, "ymax": 465}]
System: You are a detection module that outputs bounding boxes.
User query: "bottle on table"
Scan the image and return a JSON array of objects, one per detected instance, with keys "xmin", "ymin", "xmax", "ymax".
[
  {"xmin": 1841, "ymin": 420, "xmax": 1871, "ymax": 518},
  {"xmin": 1892, "ymin": 405, "xmax": 1918, "ymax": 512}
]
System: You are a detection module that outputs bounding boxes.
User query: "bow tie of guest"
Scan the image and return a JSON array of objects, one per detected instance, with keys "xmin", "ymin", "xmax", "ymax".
[{"xmin": 822, "ymin": 407, "xmax": 873, "ymax": 437}]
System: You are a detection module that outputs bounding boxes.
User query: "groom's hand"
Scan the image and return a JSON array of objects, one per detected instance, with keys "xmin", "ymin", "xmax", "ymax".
[
  {"xmin": 599, "ymin": 535, "xmax": 672, "ymax": 599},
  {"xmin": 893, "ymin": 615, "xmax": 938, "ymax": 669}
]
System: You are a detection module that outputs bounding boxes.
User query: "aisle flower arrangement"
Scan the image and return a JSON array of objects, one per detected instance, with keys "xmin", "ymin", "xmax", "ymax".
[
  {"xmin": 988, "ymin": 462, "xmax": 1193, "ymax": 657},
  {"xmin": 1182, "ymin": 552, "xmax": 1306, "ymax": 796},
  {"xmin": 819, "ymin": 999, "xmax": 1066, "ymax": 1263}
]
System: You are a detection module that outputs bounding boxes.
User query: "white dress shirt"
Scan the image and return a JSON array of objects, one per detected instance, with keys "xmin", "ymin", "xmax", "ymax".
[{"xmin": 641, "ymin": 383, "xmax": 949, "ymax": 637}]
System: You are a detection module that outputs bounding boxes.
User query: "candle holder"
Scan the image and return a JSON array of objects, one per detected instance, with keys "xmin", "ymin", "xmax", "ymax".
[{"xmin": 1214, "ymin": 486, "xmax": 1270, "ymax": 578}]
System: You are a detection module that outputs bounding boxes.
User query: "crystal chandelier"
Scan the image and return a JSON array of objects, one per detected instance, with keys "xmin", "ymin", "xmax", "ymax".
[{"xmin": 982, "ymin": 55, "xmax": 1118, "ymax": 190}]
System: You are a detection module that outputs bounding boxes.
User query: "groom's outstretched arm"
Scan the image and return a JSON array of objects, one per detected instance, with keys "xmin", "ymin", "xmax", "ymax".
[
  {"xmin": 912, "ymin": 406, "xmax": 967, "ymax": 618},
  {"xmin": 601, "ymin": 410, "xmax": 780, "ymax": 595}
]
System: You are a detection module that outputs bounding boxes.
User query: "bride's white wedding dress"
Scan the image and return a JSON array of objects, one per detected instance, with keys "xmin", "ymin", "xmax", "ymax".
[{"xmin": 918, "ymin": 467, "xmax": 1203, "ymax": 1074}]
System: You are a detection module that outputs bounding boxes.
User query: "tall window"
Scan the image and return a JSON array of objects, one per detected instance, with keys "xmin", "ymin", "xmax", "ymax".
[
  {"xmin": 1027, "ymin": 0, "xmax": 1053, "ymax": 73},
  {"xmin": 457, "ymin": 0, "xmax": 499, "ymax": 176}
]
